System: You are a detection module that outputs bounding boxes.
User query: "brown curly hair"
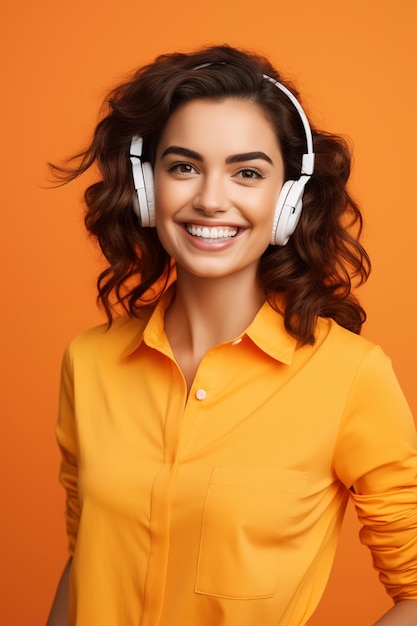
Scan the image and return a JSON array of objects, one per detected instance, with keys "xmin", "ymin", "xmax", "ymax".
[{"xmin": 51, "ymin": 44, "xmax": 371, "ymax": 344}]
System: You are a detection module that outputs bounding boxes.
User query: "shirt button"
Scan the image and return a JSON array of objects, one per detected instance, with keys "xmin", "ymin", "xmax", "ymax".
[
  {"xmin": 231, "ymin": 338, "xmax": 243, "ymax": 345},
  {"xmin": 195, "ymin": 389, "xmax": 207, "ymax": 401}
]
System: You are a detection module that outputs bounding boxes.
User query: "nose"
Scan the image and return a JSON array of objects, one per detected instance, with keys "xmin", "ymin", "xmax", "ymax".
[{"xmin": 192, "ymin": 173, "xmax": 229, "ymax": 215}]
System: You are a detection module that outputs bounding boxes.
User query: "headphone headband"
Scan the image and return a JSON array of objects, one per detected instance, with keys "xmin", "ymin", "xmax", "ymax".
[
  {"xmin": 262, "ymin": 74, "xmax": 314, "ymax": 175},
  {"xmin": 192, "ymin": 63, "xmax": 315, "ymax": 175}
]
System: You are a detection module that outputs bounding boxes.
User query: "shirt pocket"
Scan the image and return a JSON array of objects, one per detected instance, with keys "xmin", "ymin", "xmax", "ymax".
[{"xmin": 195, "ymin": 465, "xmax": 309, "ymax": 599}]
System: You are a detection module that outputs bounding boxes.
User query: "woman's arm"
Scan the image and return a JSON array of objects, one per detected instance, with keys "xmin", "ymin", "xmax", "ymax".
[
  {"xmin": 373, "ymin": 599, "xmax": 417, "ymax": 625},
  {"xmin": 46, "ymin": 557, "xmax": 72, "ymax": 626}
]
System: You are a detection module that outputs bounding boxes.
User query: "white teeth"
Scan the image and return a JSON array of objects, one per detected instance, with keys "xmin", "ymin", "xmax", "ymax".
[{"xmin": 186, "ymin": 224, "xmax": 238, "ymax": 240}]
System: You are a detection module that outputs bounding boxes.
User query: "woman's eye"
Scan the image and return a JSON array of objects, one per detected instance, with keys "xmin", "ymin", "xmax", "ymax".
[
  {"xmin": 237, "ymin": 168, "xmax": 264, "ymax": 180},
  {"xmin": 168, "ymin": 162, "xmax": 197, "ymax": 175}
]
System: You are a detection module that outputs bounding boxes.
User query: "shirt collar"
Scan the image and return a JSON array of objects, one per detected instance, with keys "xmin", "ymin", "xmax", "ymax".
[
  {"xmin": 121, "ymin": 287, "xmax": 174, "ymax": 359},
  {"xmin": 244, "ymin": 299, "xmax": 297, "ymax": 364},
  {"xmin": 122, "ymin": 286, "xmax": 297, "ymax": 365}
]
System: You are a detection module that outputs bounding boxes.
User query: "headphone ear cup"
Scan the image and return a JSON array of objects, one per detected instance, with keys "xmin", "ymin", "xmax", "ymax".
[
  {"xmin": 142, "ymin": 162, "xmax": 156, "ymax": 227},
  {"xmin": 129, "ymin": 136, "xmax": 156, "ymax": 228},
  {"xmin": 271, "ymin": 177, "xmax": 310, "ymax": 246}
]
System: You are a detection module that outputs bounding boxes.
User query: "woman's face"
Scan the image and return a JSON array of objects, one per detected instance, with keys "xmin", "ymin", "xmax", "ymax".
[{"xmin": 153, "ymin": 98, "xmax": 285, "ymax": 282}]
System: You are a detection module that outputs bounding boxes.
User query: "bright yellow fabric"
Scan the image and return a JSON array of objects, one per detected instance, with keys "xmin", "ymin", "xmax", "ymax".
[{"xmin": 56, "ymin": 289, "xmax": 417, "ymax": 626}]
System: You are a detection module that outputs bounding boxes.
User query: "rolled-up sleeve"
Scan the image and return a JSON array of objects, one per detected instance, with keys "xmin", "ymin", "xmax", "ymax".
[{"xmin": 333, "ymin": 346, "xmax": 417, "ymax": 600}]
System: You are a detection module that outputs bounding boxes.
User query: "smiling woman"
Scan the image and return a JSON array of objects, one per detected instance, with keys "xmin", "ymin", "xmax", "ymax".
[
  {"xmin": 47, "ymin": 45, "xmax": 417, "ymax": 626},
  {"xmin": 153, "ymin": 98, "xmax": 284, "ymax": 284}
]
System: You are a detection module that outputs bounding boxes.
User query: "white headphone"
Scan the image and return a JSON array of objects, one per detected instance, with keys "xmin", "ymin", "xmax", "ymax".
[
  {"xmin": 129, "ymin": 71, "xmax": 315, "ymax": 245},
  {"xmin": 129, "ymin": 136, "xmax": 156, "ymax": 228}
]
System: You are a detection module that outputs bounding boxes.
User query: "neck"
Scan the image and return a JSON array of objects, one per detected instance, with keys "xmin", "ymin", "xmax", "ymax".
[{"xmin": 165, "ymin": 268, "xmax": 265, "ymax": 358}]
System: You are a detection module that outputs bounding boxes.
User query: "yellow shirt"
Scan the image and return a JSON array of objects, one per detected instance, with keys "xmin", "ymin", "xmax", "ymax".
[{"xmin": 57, "ymin": 290, "xmax": 417, "ymax": 626}]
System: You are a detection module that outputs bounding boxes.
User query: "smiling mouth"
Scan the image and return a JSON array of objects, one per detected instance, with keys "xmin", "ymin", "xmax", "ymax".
[{"xmin": 185, "ymin": 224, "xmax": 239, "ymax": 242}]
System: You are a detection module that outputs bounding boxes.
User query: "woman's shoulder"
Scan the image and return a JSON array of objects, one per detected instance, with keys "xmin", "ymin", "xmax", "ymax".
[
  {"xmin": 65, "ymin": 310, "xmax": 154, "ymax": 360},
  {"xmin": 312, "ymin": 318, "xmax": 401, "ymax": 397},
  {"xmin": 317, "ymin": 316, "xmax": 386, "ymax": 364}
]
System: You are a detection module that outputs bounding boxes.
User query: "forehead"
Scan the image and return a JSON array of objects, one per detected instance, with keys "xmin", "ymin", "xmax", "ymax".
[{"xmin": 157, "ymin": 98, "xmax": 280, "ymax": 155}]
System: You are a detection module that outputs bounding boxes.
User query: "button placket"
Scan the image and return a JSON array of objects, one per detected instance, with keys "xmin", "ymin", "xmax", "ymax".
[{"xmin": 192, "ymin": 339, "xmax": 243, "ymax": 403}]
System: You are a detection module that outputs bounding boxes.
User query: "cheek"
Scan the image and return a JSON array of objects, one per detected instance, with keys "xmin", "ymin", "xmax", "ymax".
[
  {"xmin": 154, "ymin": 169, "xmax": 171, "ymax": 211},
  {"xmin": 154, "ymin": 179, "xmax": 171, "ymax": 217},
  {"xmin": 155, "ymin": 179, "xmax": 190, "ymax": 219},
  {"xmin": 256, "ymin": 189, "xmax": 279, "ymax": 226}
]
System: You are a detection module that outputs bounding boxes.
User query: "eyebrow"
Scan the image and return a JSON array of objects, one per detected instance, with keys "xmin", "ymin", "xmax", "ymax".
[
  {"xmin": 160, "ymin": 146, "xmax": 273, "ymax": 165},
  {"xmin": 226, "ymin": 151, "xmax": 273, "ymax": 165}
]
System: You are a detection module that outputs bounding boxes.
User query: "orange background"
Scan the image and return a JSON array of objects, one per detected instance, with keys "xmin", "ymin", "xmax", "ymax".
[{"xmin": 1, "ymin": 1, "xmax": 416, "ymax": 624}]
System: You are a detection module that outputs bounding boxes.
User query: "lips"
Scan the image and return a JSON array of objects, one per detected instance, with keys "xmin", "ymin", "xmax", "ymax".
[{"xmin": 185, "ymin": 224, "xmax": 238, "ymax": 241}]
